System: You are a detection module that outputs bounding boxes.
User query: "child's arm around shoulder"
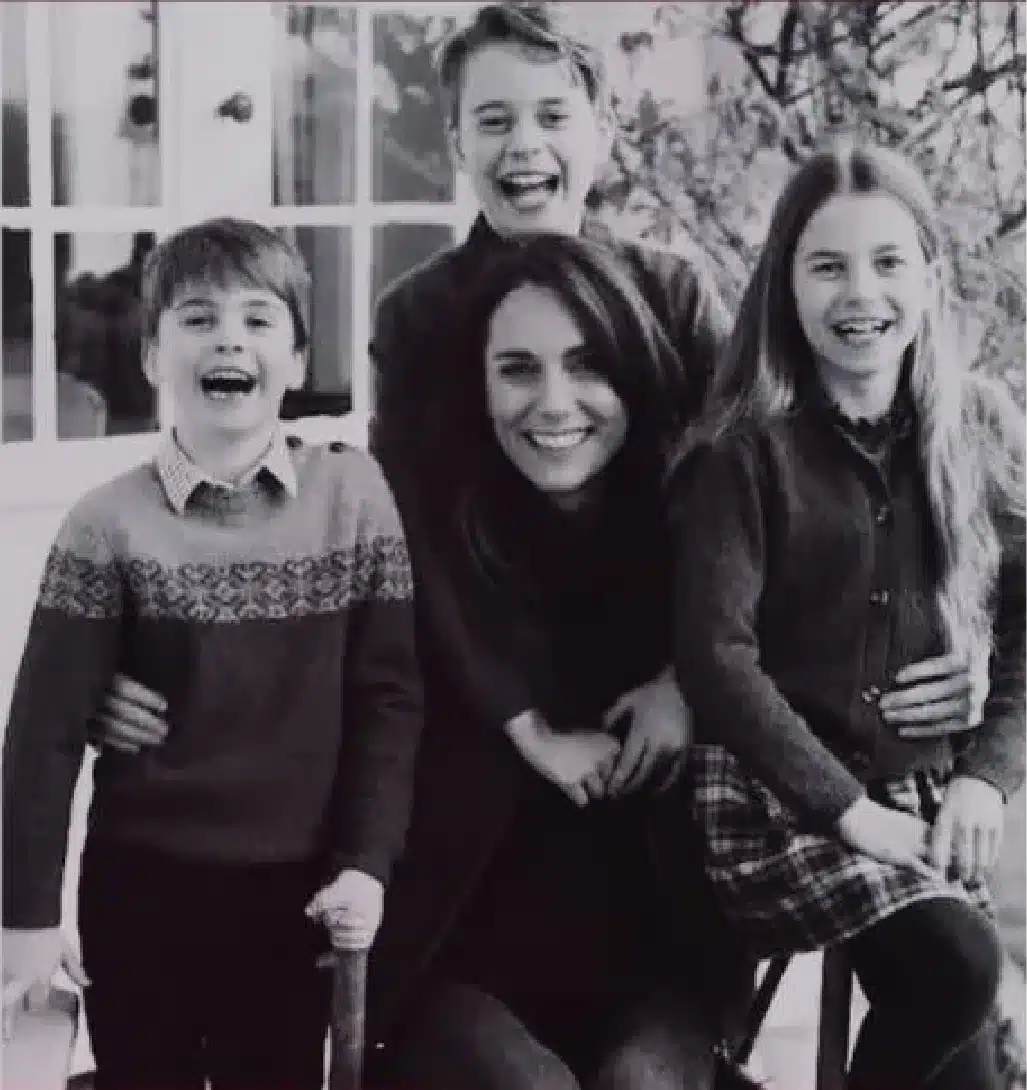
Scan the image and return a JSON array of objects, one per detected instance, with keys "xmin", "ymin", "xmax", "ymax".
[
  {"xmin": 322, "ymin": 444, "xmax": 423, "ymax": 890},
  {"xmin": 670, "ymin": 428, "xmax": 866, "ymax": 825},
  {"xmin": 953, "ymin": 376, "xmax": 1027, "ymax": 798}
]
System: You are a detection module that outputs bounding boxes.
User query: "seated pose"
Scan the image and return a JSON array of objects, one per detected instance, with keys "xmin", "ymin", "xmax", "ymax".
[
  {"xmin": 366, "ymin": 232, "xmax": 747, "ymax": 1090},
  {"xmin": 672, "ymin": 141, "xmax": 1026, "ymax": 1090}
]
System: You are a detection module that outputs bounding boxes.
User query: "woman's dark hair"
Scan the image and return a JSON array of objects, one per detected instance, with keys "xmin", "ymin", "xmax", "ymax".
[
  {"xmin": 448, "ymin": 232, "xmax": 688, "ymax": 589},
  {"xmin": 452, "ymin": 232, "xmax": 686, "ymax": 480}
]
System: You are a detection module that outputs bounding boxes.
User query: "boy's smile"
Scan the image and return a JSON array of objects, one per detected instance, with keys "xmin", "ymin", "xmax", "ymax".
[
  {"xmin": 451, "ymin": 41, "xmax": 612, "ymax": 238},
  {"xmin": 145, "ymin": 284, "xmax": 304, "ymax": 457}
]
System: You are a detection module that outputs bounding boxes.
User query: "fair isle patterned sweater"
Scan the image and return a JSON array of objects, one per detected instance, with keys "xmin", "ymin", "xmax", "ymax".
[{"xmin": 2, "ymin": 434, "xmax": 423, "ymax": 929}]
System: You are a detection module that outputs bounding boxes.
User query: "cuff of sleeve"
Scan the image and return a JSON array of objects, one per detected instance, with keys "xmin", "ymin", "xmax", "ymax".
[
  {"xmin": 2, "ymin": 896, "xmax": 61, "ymax": 931},
  {"xmin": 806, "ymin": 770, "xmax": 867, "ymax": 828},
  {"xmin": 953, "ymin": 757, "xmax": 1020, "ymax": 805},
  {"xmin": 328, "ymin": 849, "xmax": 393, "ymax": 889}
]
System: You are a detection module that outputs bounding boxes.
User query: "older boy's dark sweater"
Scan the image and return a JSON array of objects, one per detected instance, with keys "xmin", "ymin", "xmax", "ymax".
[{"xmin": 3, "ymin": 437, "xmax": 423, "ymax": 929}]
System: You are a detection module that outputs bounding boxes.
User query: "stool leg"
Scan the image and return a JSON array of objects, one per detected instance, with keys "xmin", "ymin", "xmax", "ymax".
[{"xmin": 816, "ymin": 947, "xmax": 853, "ymax": 1090}]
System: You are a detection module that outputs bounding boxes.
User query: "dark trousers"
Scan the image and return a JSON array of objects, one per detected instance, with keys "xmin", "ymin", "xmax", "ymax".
[
  {"xmin": 375, "ymin": 976, "xmax": 721, "ymax": 1090},
  {"xmin": 79, "ymin": 840, "xmax": 331, "ymax": 1090},
  {"xmin": 846, "ymin": 896, "xmax": 1003, "ymax": 1090}
]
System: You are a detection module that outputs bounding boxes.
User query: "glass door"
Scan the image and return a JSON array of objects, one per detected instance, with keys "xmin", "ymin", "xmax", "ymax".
[{"xmin": 0, "ymin": 1, "xmax": 477, "ymax": 509}]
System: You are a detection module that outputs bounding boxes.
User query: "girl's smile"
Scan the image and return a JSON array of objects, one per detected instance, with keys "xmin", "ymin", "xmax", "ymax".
[{"xmin": 792, "ymin": 193, "xmax": 930, "ymax": 410}]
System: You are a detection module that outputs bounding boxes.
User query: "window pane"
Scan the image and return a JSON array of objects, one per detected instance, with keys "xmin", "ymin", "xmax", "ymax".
[
  {"xmin": 282, "ymin": 226, "xmax": 353, "ymax": 417},
  {"xmin": 371, "ymin": 223, "xmax": 454, "ymax": 309},
  {"xmin": 2, "ymin": 230, "xmax": 32, "ymax": 441},
  {"xmin": 273, "ymin": 5, "xmax": 357, "ymax": 207},
  {"xmin": 1, "ymin": 3, "xmax": 29, "ymax": 207},
  {"xmin": 56, "ymin": 232, "xmax": 157, "ymax": 438},
  {"xmin": 52, "ymin": 1, "xmax": 160, "ymax": 206},
  {"xmin": 372, "ymin": 14, "xmax": 456, "ymax": 203}
]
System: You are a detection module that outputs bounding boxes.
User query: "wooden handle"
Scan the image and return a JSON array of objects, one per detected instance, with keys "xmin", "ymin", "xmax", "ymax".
[{"xmin": 328, "ymin": 948, "xmax": 368, "ymax": 1090}]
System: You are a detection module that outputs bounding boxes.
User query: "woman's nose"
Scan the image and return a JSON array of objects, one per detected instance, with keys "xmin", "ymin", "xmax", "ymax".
[{"xmin": 536, "ymin": 367, "xmax": 576, "ymax": 416}]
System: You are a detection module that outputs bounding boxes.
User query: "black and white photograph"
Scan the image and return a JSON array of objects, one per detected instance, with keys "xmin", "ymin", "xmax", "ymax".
[{"xmin": 0, "ymin": 3, "xmax": 1024, "ymax": 1089}]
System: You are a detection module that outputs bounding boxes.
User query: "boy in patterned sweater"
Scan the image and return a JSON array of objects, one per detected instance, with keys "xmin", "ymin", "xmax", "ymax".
[{"xmin": 1, "ymin": 218, "xmax": 423, "ymax": 1090}]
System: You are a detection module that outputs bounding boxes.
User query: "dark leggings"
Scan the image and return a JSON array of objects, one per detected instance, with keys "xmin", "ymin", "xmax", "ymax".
[{"xmin": 845, "ymin": 896, "xmax": 1002, "ymax": 1090}]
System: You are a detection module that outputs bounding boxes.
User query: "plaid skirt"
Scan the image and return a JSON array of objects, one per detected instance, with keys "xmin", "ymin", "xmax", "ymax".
[{"xmin": 684, "ymin": 744, "xmax": 994, "ymax": 961}]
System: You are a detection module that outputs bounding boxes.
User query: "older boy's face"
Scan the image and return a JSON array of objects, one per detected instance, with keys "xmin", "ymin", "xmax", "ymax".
[
  {"xmin": 451, "ymin": 42, "xmax": 612, "ymax": 238},
  {"xmin": 145, "ymin": 283, "xmax": 304, "ymax": 445}
]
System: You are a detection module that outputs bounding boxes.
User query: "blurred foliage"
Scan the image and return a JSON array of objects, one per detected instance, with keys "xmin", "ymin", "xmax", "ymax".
[{"xmin": 591, "ymin": 0, "xmax": 1025, "ymax": 405}]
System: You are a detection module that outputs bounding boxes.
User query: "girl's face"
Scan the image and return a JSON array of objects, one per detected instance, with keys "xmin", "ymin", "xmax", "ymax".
[
  {"xmin": 791, "ymin": 193, "xmax": 930, "ymax": 392},
  {"xmin": 485, "ymin": 282, "xmax": 628, "ymax": 503}
]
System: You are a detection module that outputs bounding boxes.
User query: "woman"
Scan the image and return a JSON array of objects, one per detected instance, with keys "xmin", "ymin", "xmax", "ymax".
[{"xmin": 359, "ymin": 233, "xmax": 751, "ymax": 1089}]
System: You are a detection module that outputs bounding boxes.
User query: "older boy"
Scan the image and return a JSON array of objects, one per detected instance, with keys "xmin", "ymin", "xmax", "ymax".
[
  {"xmin": 361, "ymin": 5, "xmax": 745, "ymax": 1087},
  {"xmin": 1, "ymin": 218, "xmax": 423, "ymax": 1090}
]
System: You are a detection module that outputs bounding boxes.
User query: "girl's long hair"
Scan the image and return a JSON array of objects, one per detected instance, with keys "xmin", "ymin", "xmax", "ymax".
[
  {"xmin": 670, "ymin": 140, "xmax": 1024, "ymax": 659},
  {"xmin": 447, "ymin": 232, "xmax": 688, "ymax": 592}
]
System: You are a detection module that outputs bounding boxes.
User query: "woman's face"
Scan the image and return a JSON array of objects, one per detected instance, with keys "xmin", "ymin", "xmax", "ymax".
[
  {"xmin": 791, "ymin": 193, "xmax": 929, "ymax": 393},
  {"xmin": 485, "ymin": 282, "xmax": 628, "ymax": 503}
]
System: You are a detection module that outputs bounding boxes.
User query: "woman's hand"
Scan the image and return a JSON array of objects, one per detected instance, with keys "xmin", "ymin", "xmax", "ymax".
[
  {"xmin": 602, "ymin": 668, "xmax": 692, "ymax": 797},
  {"xmin": 929, "ymin": 776, "xmax": 1004, "ymax": 881},
  {"xmin": 836, "ymin": 795, "xmax": 936, "ymax": 876},
  {"xmin": 2, "ymin": 928, "xmax": 88, "ymax": 1040},
  {"xmin": 879, "ymin": 653, "xmax": 979, "ymax": 740},
  {"xmin": 88, "ymin": 673, "xmax": 169, "ymax": 754},
  {"xmin": 505, "ymin": 710, "xmax": 620, "ymax": 807}
]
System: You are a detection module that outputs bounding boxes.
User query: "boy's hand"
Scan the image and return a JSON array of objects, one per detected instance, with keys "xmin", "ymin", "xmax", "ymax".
[
  {"xmin": 2, "ymin": 928, "xmax": 88, "ymax": 1040},
  {"xmin": 88, "ymin": 673, "xmax": 169, "ymax": 754},
  {"xmin": 836, "ymin": 795, "xmax": 936, "ymax": 877},
  {"xmin": 506, "ymin": 711, "xmax": 620, "ymax": 807},
  {"xmin": 603, "ymin": 668, "xmax": 691, "ymax": 797},
  {"xmin": 305, "ymin": 870, "xmax": 384, "ymax": 952},
  {"xmin": 930, "ymin": 776, "xmax": 1004, "ymax": 881}
]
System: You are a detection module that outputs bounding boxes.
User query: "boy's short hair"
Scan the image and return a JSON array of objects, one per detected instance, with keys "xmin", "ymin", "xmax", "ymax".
[
  {"xmin": 436, "ymin": 3, "xmax": 611, "ymax": 128},
  {"xmin": 141, "ymin": 217, "xmax": 311, "ymax": 351}
]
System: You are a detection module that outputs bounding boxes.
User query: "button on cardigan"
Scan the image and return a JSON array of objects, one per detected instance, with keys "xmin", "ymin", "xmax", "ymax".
[{"xmin": 672, "ymin": 393, "xmax": 1026, "ymax": 825}]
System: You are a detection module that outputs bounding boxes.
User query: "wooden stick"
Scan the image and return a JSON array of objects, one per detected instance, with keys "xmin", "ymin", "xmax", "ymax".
[{"xmin": 328, "ymin": 948, "xmax": 368, "ymax": 1090}]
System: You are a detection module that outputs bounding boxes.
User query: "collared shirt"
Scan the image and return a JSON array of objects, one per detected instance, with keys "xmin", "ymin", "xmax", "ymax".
[{"xmin": 155, "ymin": 429, "xmax": 299, "ymax": 516}]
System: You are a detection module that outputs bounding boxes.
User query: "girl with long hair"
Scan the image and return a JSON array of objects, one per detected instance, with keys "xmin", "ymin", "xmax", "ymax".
[{"xmin": 671, "ymin": 141, "xmax": 1025, "ymax": 1090}]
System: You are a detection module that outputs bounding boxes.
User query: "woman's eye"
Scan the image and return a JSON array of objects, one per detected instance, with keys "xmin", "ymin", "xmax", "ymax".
[
  {"xmin": 497, "ymin": 361, "xmax": 539, "ymax": 382},
  {"xmin": 565, "ymin": 354, "xmax": 601, "ymax": 377},
  {"xmin": 808, "ymin": 259, "xmax": 844, "ymax": 278},
  {"xmin": 245, "ymin": 316, "xmax": 273, "ymax": 330},
  {"xmin": 181, "ymin": 313, "xmax": 214, "ymax": 329}
]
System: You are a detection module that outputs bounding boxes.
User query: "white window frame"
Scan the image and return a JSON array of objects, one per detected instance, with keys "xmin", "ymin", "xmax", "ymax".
[{"xmin": 0, "ymin": 1, "xmax": 478, "ymax": 510}]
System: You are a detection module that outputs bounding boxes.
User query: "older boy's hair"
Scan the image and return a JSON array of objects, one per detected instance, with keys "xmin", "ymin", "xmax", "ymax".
[
  {"xmin": 141, "ymin": 217, "xmax": 311, "ymax": 350},
  {"xmin": 436, "ymin": 3, "xmax": 611, "ymax": 128}
]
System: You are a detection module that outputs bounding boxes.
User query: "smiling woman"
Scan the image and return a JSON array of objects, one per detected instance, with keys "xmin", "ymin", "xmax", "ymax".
[{"xmin": 484, "ymin": 280, "xmax": 629, "ymax": 504}]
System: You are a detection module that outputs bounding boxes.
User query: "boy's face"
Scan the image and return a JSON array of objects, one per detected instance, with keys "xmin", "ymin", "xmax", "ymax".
[
  {"xmin": 144, "ymin": 281, "xmax": 304, "ymax": 446},
  {"xmin": 450, "ymin": 41, "xmax": 613, "ymax": 238}
]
